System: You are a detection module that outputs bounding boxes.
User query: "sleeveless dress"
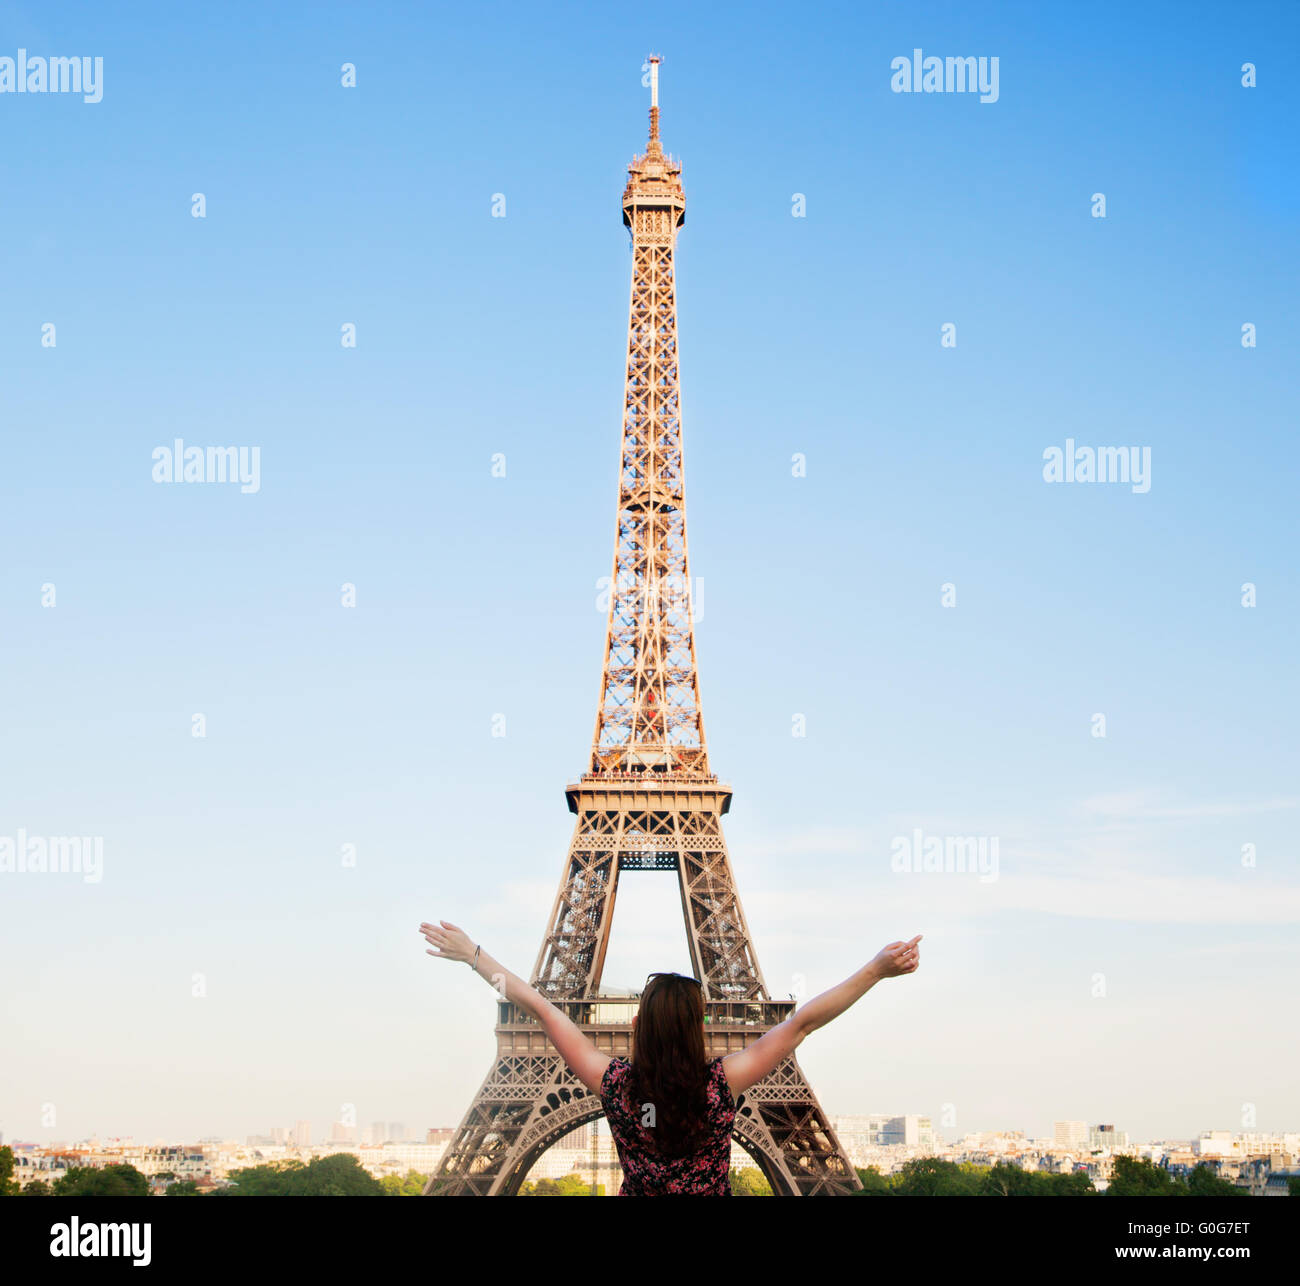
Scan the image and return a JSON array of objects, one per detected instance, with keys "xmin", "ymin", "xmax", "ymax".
[{"xmin": 599, "ymin": 1056, "xmax": 737, "ymax": 1196}]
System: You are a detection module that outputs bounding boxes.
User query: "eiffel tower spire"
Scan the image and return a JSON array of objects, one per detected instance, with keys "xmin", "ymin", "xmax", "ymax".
[
  {"xmin": 646, "ymin": 51, "xmax": 663, "ymax": 149},
  {"xmin": 426, "ymin": 60, "xmax": 861, "ymax": 1196},
  {"xmin": 592, "ymin": 54, "xmax": 705, "ymax": 777}
]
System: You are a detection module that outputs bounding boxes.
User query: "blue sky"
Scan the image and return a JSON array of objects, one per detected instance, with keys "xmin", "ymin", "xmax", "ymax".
[{"xmin": 1, "ymin": 0, "xmax": 1297, "ymax": 1150}]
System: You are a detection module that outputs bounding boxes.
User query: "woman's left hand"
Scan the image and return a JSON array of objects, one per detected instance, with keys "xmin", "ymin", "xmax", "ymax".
[{"xmin": 420, "ymin": 920, "xmax": 475, "ymax": 964}]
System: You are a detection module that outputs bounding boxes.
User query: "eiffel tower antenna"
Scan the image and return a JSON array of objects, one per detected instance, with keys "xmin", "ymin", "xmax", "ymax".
[{"xmin": 426, "ymin": 58, "xmax": 861, "ymax": 1196}]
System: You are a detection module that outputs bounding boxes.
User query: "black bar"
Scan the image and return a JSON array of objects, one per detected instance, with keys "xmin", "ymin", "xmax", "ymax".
[{"xmin": 2, "ymin": 1193, "xmax": 1293, "ymax": 1271}]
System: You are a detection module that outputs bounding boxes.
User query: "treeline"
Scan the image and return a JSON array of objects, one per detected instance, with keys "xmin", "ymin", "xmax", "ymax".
[
  {"xmin": 519, "ymin": 1174, "xmax": 606, "ymax": 1196},
  {"xmin": 517, "ymin": 1167, "xmax": 774, "ymax": 1195},
  {"xmin": 7, "ymin": 1146, "xmax": 1288, "ymax": 1197},
  {"xmin": 0, "ymin": 1146, "xmax": 428, "ymax": 1197},
  {"xmin": 213, "ymin": 1156, "xmax": 420, "ymax": 1195},
  {"xmin": 852, "ymin": 1156, "xmax": 1258, "ymax": 1196}
]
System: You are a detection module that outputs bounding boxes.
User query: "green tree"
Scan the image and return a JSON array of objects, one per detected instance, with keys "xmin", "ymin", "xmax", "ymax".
[
  {"xmin": 1046, "ymin": 1169, "xmax": 1096, "ymax": 1195},
  {"xmin": 220, "ymin": 1155, "xmax": 381, "ymax": 1196},
  {"xmin": 982, "ymin": 1162, "xmax": 1095, "ymax": 1196},
  {"xmin": 982, "ymin": 1161, "xmax": 1040, "ymax": 1196},
  {"xmin": 729, "ymin": 1166, "xmax": 772, "ymax": 1196},
  {"xmin": 215, "ymin": 1161, "xmax": 303, "ymax": 1195},
  {"xmin": 53, "ymin": 1165, "xmax": 150, "ymax": 1197},
  {"xmin": 165, "ymin": 1180, "xmax": 200, "ymax": 1196},
  {"xmin": 519, "ymin": 1178, "xmax": 557, "ymax": 1195},
  {"xmin": 0, "ymin": 1146, "xmax": 17, "ymax": 1196},
  {"xmin": 851, "ymin": 1166, "xmax": 893, "ymax": 1195},
  {"xmin": 1107, "ymin": 1156, "xmax": 1186, "ymax": 1196},
  {"xmin": 1185, "ymin": 1165, "xmax": 1247, "ymax": 1197},
  {"xmin": 1288, "ymin": 1176, "xmax": 1300, "ymax": 1198},
  {"xmin": 891, "ymin": 1157, "xmax": 984, "ymax": 1196},
  {"xmin": 379, "ymin": 1170, "xmax": 430, "ymax": 1196},
  {"xmin": 519, "ymin": 1174, "xmax": 603, "ymax": 1195},
  {"xmin": 22, "ymin": 1179, "xmax": 53, "ymax": 1196},
  {"xmin": 292, "ymin": 1154, "xmax": 383, "ymax": 1196}
]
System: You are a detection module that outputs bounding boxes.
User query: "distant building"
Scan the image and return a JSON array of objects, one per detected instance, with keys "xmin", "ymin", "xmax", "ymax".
[
  {"xmin": 1053, "ymin": 1120, "xmax": 1089, "ymax": 1149},
  {"xmin": 293, "ymin": 1120, "xmax": 311, "ymax": 1148},
  {"xmin": 523, "ymin": 1118, "xmax": 621, "ymax": 1190},
  {"xmin": 827, "ymin": 1114, "xmax": 939, "ymax": 1166},
  {"xmin": 1264, "ymin": 1169, "xmax": 1299, "ymax": 1197},
  {"xmin": 882, "ymin": 1115, "xmax": 936, "ymax": 1148},
  {"xmin": 1090, "ymin": 1124, "xmax": 1129, "ymax": 1150},
  {"xmin": 366, "ymin": 1142, "xmax": 446, "ymax": 1174}
]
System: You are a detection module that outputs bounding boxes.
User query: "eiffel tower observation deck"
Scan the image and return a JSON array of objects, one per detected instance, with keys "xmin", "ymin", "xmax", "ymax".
[{"xmin": 427, "ymin": 59, "xmax": 860, "ymax": 1196}]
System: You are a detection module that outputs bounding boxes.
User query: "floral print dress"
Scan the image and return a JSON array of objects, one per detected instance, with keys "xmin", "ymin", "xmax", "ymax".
[{"xmin": 599, "ymin": 1056, "xmax": 737, "ymax": 1196}]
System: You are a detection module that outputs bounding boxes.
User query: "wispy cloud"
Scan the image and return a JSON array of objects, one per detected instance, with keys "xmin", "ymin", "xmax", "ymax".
[
  {"xmin": 741, "ymin": 826, "xmax": 871, "ymax": 859},
  {"xmin": 1077, "ymin": 792, "xmax": 1299, "ymax": 821},
  {"xmin": 745, "ymin": 868, "xmax": 1300, "ymax": 926}
]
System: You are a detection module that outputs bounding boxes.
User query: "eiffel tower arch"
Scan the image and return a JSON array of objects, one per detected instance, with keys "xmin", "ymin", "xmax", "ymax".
[{"xmin": 427, "ymin": 59, "xmax": 861, "ymax": 1197}]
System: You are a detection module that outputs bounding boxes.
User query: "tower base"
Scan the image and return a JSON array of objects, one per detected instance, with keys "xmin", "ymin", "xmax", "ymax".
[{"xmin": 425, "ymin": 999, "xmax": 862, "ymax": 1196}]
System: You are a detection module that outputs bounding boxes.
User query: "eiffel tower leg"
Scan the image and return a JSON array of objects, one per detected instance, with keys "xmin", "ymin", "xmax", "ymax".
[
  {"xmin": 424, "ymin": 1054, "xmax": 608, "ymax": 1196},
  {"xmin": 732, "ymin": 1057, "xmax": 863, "ymax": 1196}
]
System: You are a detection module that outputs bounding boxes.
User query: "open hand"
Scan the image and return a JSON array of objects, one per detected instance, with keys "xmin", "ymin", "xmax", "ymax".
[
  {"xmin": 420, "ymin": 920, "xmax": 475, "ymax": 964},
  {"xmin": 873, "ymin": 934, "xmax": 922, "ymax": 979}
]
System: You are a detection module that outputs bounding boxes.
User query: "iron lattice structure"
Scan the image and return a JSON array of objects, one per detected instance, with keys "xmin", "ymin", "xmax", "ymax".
[{"xmin": 427, "ymin": 61, "xmax": 860, "ymax": 1197}]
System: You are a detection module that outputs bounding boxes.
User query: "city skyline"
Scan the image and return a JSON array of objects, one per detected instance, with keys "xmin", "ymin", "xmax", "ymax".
[
  {"xmin": 10, "ymin": 1118, "xmax": 1297, "ymax": 1200},
  {"xmin": 3, "ymin": 0, "xmax": 1297, "ymax": 1154},
  {"xmin": 8, "ymin": 1104, "xmax": 1298, "ymax": 1154}
]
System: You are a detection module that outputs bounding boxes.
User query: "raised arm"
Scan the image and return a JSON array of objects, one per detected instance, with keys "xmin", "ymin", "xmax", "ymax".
[
  {"xmin": 420, "ymin": 920, "xmax": 612, "ymax": 1094},
  {"xmin": 722, "ymin": 935, "xmax": 921, "ymax": 1097}
]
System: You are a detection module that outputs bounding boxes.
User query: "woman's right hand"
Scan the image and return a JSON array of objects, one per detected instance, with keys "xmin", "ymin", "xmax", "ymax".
[
  {"xmin": 420, "ymin": 920, "xmax": 476, "ymax": 965},
  {"xmin": 872, "ymin": 934, "xmax": 922, "ymax": 978}
]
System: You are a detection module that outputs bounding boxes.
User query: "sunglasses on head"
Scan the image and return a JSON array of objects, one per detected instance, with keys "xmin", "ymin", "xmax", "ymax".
[{"xmin": 645, "ymin": 971, "xmax": 702, "ymax": 987}]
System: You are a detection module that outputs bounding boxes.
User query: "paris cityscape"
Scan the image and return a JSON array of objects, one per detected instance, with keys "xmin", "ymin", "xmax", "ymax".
[{"xmin": 6, "ymin": 1118, "xmax": 1298, "ymax": 1196}]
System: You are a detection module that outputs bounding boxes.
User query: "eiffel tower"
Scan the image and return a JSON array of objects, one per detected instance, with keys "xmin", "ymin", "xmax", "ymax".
[{"xmin": 426, "ymin": 59, "xmax": 861, "ymax": 1197}]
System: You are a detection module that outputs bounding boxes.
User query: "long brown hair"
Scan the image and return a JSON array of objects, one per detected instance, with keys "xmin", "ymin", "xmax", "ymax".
[{"xmin": 626, "ymin": 972, "xmax": 709, "ymax": 1158}]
